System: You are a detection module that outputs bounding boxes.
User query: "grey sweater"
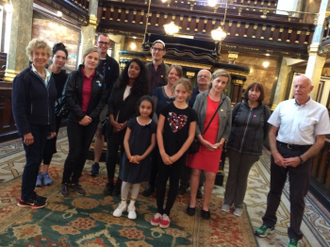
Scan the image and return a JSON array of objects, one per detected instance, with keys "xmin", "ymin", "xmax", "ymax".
[{"xmin": 193, "ymin": 90, "xmax": 232, "ymax": 142}]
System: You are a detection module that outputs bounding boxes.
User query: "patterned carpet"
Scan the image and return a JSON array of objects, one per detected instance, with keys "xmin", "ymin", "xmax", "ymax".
[{"xmin": 0, "ymin": 129, "xmax": 258, "ymax": 247}]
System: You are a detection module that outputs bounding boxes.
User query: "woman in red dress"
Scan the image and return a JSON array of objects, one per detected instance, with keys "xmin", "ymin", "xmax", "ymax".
[{"xmin": 186, "ymin": 69, "xmax": 232, "ymax": 219}]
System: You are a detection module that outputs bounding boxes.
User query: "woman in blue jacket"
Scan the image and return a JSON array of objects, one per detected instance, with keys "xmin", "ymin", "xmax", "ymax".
[
  {"xmin": 12, "ymin": 38, "xmax": 57, "ymax": 209},
  {"xmin": 60, "ymin": 47, "xmax": 106, "ymax": 197},
  {"xmin": 222, "ymin": 82, "xmax": 271, "ymax": 216}
]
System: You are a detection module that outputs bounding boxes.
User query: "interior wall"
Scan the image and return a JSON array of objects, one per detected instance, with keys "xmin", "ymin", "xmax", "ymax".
[{"xmin": 32, "ymin": 12, "xmax": 80, "ymax": 72}]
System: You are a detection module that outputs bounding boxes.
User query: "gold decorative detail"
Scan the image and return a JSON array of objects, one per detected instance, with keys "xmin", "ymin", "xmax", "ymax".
[
  {"xmin": 279, "ymin": 28, "xmax": 283, "ymax": 32},
  {"xmin": 270, "ymin": 104, "xmax": 277, "ymax": 111},
  {"xmin": 89, "ymin": 15, "xmax": 98, "ymax": 29},
  {"xmin": 297, "ymin": 30, "xmax": 301, "ymax": 34},
  {"xmin": 156, "ymin": 14, "xmax": 160, "ymax": 17},
  {"xmin": 262, "ymin": 26, "xmax": 266, "ymax": 30},
  {"xmin": 271, "ymin": 27, "xmax": 275, "ymax": 31},
  {"xmin": 126, "ymin": 10, "xmax": 129, "ymax": 14},
  {"xmin": 245, "ymin": 24, "xmax": 249, "ymax": 28},
  {"xmin": 186, "ymin": 72, "xmax": 195, "ymax": 78},
  {"xmin": 4, "ymin": 69, "xmax": 19, "ymax": 82}
]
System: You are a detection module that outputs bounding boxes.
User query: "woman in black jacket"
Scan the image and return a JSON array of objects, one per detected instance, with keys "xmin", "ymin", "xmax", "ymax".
[
  {"xmin": 221, "ymin": 82, "xmax": 271, "ymax": 216},
  {"xmin": 12, "ymin": 38, "xmax": 57, "ymax": 209},
  {"xmin": 104, "ymin": 58, "xmax": 149, "ymax": 196},
  {"xmin": 60, "ymin": 47, "xmax": 106, "ymax": 197}
]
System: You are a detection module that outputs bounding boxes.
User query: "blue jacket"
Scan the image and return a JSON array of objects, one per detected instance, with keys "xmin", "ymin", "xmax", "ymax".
[{"xmin": 12, "ymin": 66, "xmax": 57, "ymax": 136}]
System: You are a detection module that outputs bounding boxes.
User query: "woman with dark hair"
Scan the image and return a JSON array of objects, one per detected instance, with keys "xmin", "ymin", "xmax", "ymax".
[
  {"xmin": 36, "ymin": 43, "xmax": 68, "ymax": 187},
  {"xmin": 104, "ymin": 58, "xmax": 149, "ymax": 196},
  {"xmin": 60, "ymin": 47, "xmax": 107, "ymax": 197},
  {"xmin": 221, "ymin": 82, "xmax": 271, "ymax": 216},
  {"xmin": 12, "ymin": 38, "xmax": 57, "ymax": 208}
]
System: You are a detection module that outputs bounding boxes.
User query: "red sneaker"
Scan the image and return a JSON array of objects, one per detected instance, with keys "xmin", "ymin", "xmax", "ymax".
[
  {"xmin": 160, "ymin": 214, "xmax": 170, "ymax": 228},
  {"xmin": 151, "ymin": 213, "xmax": 162, "ymax": 226}
]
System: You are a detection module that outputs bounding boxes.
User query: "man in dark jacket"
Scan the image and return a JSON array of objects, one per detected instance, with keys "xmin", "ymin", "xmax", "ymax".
[{"xmin": 90, "ymin": 33, "xmax": 120, "ymax": 176}]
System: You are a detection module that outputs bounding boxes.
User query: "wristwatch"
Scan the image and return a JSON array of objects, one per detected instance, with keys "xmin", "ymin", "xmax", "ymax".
[{"xmin": 298, "ymin": 156, "xmax": 304, "ymax": 164}]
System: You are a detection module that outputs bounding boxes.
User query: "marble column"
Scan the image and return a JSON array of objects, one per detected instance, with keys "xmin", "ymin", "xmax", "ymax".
[
  {"xmin": 271, "ymin": 57, "xmax": 292, "ymax": 111},
  {"xmin": 304, "ymin": 0, "xmax": 328, "ymax": 100},
  {"xmin": 79, "ymin": 0, "xmax": 99, "ymax": 63},
  {"xmin": 4, "ymin": 0, "xmax": 33, "ymax": 82}
]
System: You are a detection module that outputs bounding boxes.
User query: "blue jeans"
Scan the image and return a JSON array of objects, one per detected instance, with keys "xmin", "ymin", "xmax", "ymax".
[
  {"xmin": 62, "ymin": 121, "xmax": 98, "ymax": 184},
  {"xmin": 21, "ymin": 124, "xmax": 49, "ymax": 200}
]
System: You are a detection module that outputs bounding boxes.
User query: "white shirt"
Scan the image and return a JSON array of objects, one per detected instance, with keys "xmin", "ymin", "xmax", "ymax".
[
  {"xmin": 123, "ymin": 85, "xmax": 132, "ymax": 100},
  {"xmin": 268, "ymin": 98, "xmax": 330, "ymax": 145},
  {"xmin": 31, "ymin": 64, "xmax": 52, "ymax": 86}
]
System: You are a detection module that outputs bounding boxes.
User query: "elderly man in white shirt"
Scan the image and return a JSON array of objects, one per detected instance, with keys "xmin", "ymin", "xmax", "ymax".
[{"xmin": 254, "ymin": 75, "xmax": 330, "ymax": 247}]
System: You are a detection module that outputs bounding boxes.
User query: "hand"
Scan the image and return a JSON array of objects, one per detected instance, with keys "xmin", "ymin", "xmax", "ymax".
[
  {"xmin": 47, "ymin": 132, "xmax": 56, "ymax": 139},
  {"xmin": 272, "ymin": 151, "xmax": 286, "ymax": 167},
  {"xmin": 161, "ymin": 153, "xmax": 173, "ymax": 165},
  {"xmin": 201, "ymin": 139, "xmax": 217, "ymax": 151},
  {"xmin": 284, "ymin": 157, "xmax": 300, "ymax": 168},
  {"xmin": 111, "ymin": 121, "xmax": 121, "ymax": 133},
  {"xmin": 131, "ymin": 155, "xmax": 140, "ymax": 164},
  {"xmin": 79, "ymin": 116, "xmax": 92, "ymax": 126},
  {"xmin": 135, "ymin": 155, "xmax": 143, "ymax": 163},
  {"xmin": 23, "ymin": 133, "xmax": 34, "ymax": 146}
]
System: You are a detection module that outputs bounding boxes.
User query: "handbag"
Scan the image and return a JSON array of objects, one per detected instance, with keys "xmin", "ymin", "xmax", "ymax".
[
  {"xmin": 187, "ymin": 98, "xmax": 225, "ymax": 154},
  {"xmin": 55, "ymin": 96, "xmax": 69, "ymax": 118}
]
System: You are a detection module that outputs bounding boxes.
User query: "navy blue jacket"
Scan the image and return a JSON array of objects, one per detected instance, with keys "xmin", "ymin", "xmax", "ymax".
[{"xmin": 12, "ymin": 66, "xmax": 57, "ymax": 136}]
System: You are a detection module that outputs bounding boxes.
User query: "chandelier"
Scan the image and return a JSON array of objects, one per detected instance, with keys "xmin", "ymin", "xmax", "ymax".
[{"xmin": 164, "ymin": 22, "xmax": 179, "ymax": 36}]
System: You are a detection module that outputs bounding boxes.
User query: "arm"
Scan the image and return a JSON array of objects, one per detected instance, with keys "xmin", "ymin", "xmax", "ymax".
[
  {"xmin": 88, "ymin": 77, "xmax": 107, "ymax": 119},
  {"xmin": 170, "ymin": 121, "xmax": 196, "ymax": 162},
  {"xmin": 109, "ymin": 114, "xmax": 121, "ymax": 132},
  {"xmin": 136, "ymin": 133, "xmax": 156, "ymax": 162},
  {"xmin": 263, "ymin": 105, "xmax": 271, "ymax": 141},
  {"xmin": 221, "ymin": 97, "xmax": 233, "ymax": 141},
  {"xmin": 269, "ymin": 125, "xmax": 285, "ymax": 167},
  {"xmin": 123, "ymin": 127, "xmax": 140, "ymax": 164},
  {"xmin": 157, "ymin": 114, "xmax": 173, "ymax": 165},
  {"xmin": 285, "ymin": 135, "xmax": 326, "ymax": 168}
]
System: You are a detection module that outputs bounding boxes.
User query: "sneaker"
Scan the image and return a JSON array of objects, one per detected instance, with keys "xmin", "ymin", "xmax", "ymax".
[
  {"xmin": 160, "ymin": 214, "xmax": 170, "ymax": 228},
  {"xmin": 288, "ymin": 238, "xmax": 299, "ymax": 247},
  {"xmin": 70, "ymin": 183, "xmax": 86, "ymax": 195},
  {"xmin": 128, "ymin": 204, "xmax": 137, "ymax": 219},
  {"xmin": 36, "ymin": 195, "xmax": 48, "ymax": 203},
  {"xmin": 142, "ymin": 185, "xmax": 154, "ymax": 197},
  {"xmin": 234, "ymin": 208, "xmax": 243, "ymax": 216},
  {"xmin": 221, "ymin": 204, "xmax": 230, "ymax": 212},
  {"xmin": 113, "ymin": 202, "xmax": 127, "ymax": 217},
  {"xmin": 42, "ymin": 172, "xmax": 52, "ymax": 186},
  {"xmin": 17, "ymin": 197, "xmax": 47, "ymax": 209},
  {"xmin": 151, "ymin": 213, "xmax": 162, "ymax": 226},
  {"xmin": 254, "ymin": 224, "xmax": 275, "ymax": 238},
  {"xmin": 36, "ymin": 174, "xmax": 43, "ymax": 187},
  {"xmin": 103, "ymin": 183, "xmax": 114, "ymax": 195},
  {"xmin": 196, "ymin": 188, "xmax": 203, "ymax": 199},
  {"xmin": 90, "ymin": 162, "xmax": 100, "ymax": 176},
  {"xmin": 60, "ymin": 183, "xmax": 69, "ymax": 197}
]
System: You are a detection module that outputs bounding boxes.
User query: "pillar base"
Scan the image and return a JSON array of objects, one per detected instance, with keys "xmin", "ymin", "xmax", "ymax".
[{"xmin": 4, "ymin": 69, "xmax": 19, "ymax": 82}]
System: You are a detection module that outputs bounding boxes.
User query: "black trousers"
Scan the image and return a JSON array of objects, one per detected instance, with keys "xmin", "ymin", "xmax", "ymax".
[
  {"xmin": 157, "ymin": 154, "xmax": 186, "ymax": 215},
  {"xmin": 147, "ymin": 145, "xmax": 159, "ymax": 187},
  {"xmin": 42, "ymin": 116, "xmax": 62, "ymax": 164},
  {"xmin": 21, "ymin": 124, "xmax": 49, "ymax": 200},
  {"xmin": 62, "ymin": 121, "xmax": 98, "ymax": 184},
  {"xmin": 106, "ymin": 130, "xmax": 125, "ymax": 183},
  {"xmin": 262, "ymin": 141, "xmax": 312, "ymax": 240}
]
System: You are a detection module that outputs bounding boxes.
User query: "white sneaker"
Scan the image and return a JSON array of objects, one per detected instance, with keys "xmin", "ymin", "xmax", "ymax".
[
  {"xmin": 128, "ymin": 204, "xmax": 137, "ymax": 219},
  {"xmin": 234, "ymin": 208, "xmax": 243, "ymax": 216},
  {"xmin": 113, "ymin": 202, "xmax": 127, "ymax": 217},
  {"xmin": 221, "ymin": 204, "xmax": 230, "ymax": 212}
]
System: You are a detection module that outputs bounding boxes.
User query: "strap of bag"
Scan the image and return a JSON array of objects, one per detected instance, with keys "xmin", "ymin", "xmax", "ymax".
[{"xmin": 202, "ymin": 97, "xmax": 225, "ymax": 135}]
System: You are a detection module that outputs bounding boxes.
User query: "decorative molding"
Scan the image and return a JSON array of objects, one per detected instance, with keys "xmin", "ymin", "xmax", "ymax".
[{"xmin": 4, "ymin": 69, "xmax": 19, "ymax": 82}]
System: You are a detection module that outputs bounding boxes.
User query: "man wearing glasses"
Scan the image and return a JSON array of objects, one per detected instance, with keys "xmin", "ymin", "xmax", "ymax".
[
  {"xmin": 142, "ymin": 39, "xmax": 169, "ymax": 197},
  {"xmin": 90, "ymin": 33, "xmax": 119, "ymax": 177},
  {"xmin": 147, "ymin": 40, "xmax": 169, "ymax": 95}
]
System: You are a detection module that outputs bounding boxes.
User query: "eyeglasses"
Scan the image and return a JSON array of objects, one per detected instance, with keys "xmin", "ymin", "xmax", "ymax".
[
  {"xmin": 198, "ymin": 75, "xmax": 210, "ymax": 78},
  {"xmin": 98, "ymin": 41, "xmax": 110, "ymax": 46},
  {"xmin": 152, "ymin": 47, "xmax": 165, "ymax": 52}
]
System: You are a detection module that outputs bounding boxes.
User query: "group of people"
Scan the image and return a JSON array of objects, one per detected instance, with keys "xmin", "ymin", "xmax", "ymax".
[{"xmin": 11, "ymin": 34, "xmax": 330, "ymax": 247}]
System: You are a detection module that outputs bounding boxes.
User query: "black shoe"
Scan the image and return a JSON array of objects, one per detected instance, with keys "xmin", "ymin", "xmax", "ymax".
[
  {"xmin": 111, "ymin": 183, "xmax": 121, "ymax": 196},
  {"xmin": 186, "ymin": 206, "xmax": 195, "ymax": 216},
  {"xmin": 60, "ymin": 183, "xmax": 70, "ymax": 197},
  {"xmin": 201, "ymin": 209, "xmax": 211, "ymax": 219},
  {"xmin": 103, "ymin": 183, "xmax": 114, "ymax": 195},
  {"xmin": 17, "ymin": 196, "xmax": 47, "ymax": 209},
  {"xmin": 37, "ymin": 195, "xmax": 48, "ymax": 203},
  {"xmin": 196, "ymin": 188, "xmax": 203, "ymax": 199},
  {"xmin": 178, "ymin": 187, "xmax": 186, "ymax": 195},
  {"xmin": 142, "ymin": 185, "xmax": 154, "ymax": 197},
  {"xmin": 69, "ymin": 183, "xmax": 86, "ymax": 195}
]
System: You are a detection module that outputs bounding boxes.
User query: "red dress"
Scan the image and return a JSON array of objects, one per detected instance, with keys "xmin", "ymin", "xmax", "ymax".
[{"xmin": 186, "ymin": 96, "xmax": 222, "ymax": 173}]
